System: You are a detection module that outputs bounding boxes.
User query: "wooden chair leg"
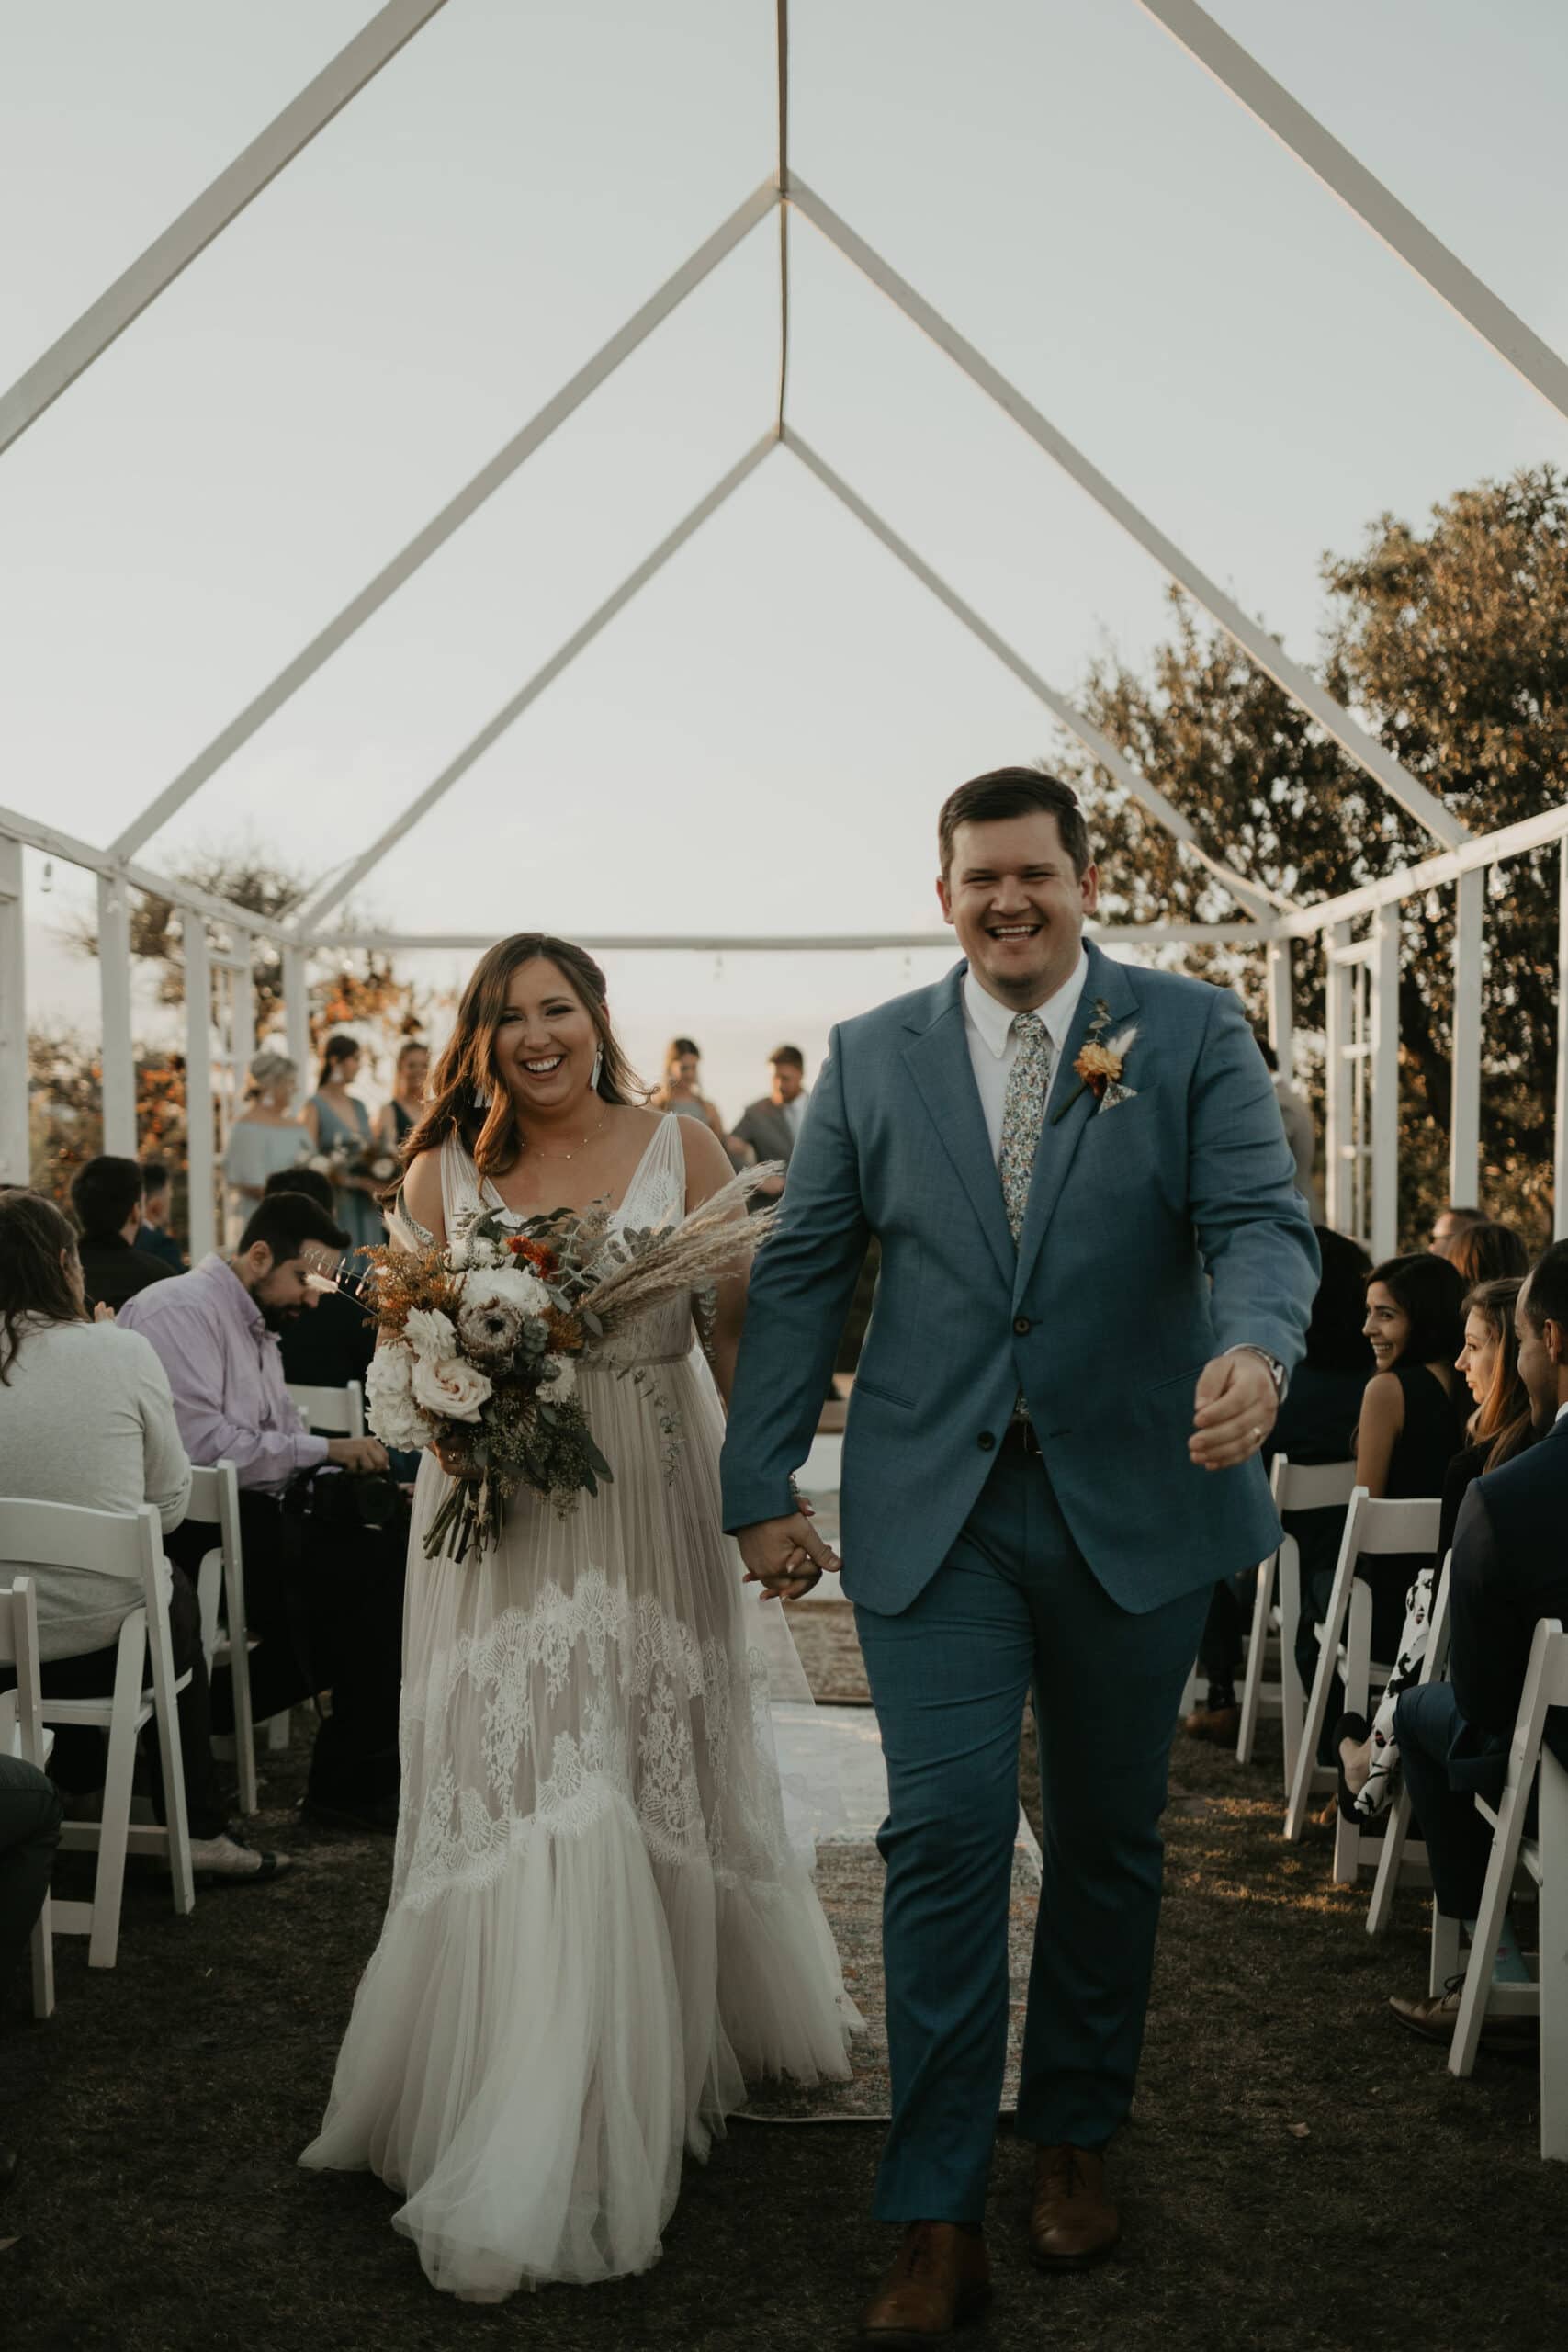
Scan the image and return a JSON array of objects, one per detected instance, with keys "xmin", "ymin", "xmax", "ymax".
[
  {"xmin": 1450, "ymin": 1791, "xmax": 1529, "ymax": 2079},
  {"xmin": 1236, "ymin": 1555, "xmax": 1274, "ymax": 1766},
  {"xmin": 1430, "ymin": 1903, "xmax": 1462, "ymax": 1997},
  {"xmin": 87, "ymin": 1613, "xmax": 147, "ymax": 1970},
  {"xmin": 1331, "ymin": 1583, "xmax": 1374, "ymax": 1883},
  {"xmin": 1286, "ymin": 1579, "xmax": 1352, "ymax": 1841},
  {"xmin": 1277, "ymin": 1537, "xmax": 1304, "ymax": 1796},
  {"xmin": 1538, "ymin": 1749, "xmax": 1568, "ymax": 2160}
]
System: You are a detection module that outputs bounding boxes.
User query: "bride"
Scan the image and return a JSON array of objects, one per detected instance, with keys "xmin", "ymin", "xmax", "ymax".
[{"xmin": 301, "ymin": 933, "xmax": 852, "ymax": 2299}]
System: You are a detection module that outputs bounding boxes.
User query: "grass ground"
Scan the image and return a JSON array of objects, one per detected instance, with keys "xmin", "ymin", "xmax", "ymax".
[{"xmin": 3, "ymin": 1713, "xmax": 1563, "ymax": 2352}]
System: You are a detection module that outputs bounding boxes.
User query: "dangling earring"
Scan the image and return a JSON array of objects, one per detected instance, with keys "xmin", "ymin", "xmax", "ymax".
[
  {"xmin": 473, "ymin": 1080, "xmax": 491, "ymax": 1111},
  {"xmin": 591, "ymin": 1046, "xmax": 604, "ymax": 1094}
]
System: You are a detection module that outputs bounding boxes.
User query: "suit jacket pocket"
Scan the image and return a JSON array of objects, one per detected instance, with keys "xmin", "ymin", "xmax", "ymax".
[{"xmin": 852, "ymin": 1374, "xmax": 916, "ymax": 1412}]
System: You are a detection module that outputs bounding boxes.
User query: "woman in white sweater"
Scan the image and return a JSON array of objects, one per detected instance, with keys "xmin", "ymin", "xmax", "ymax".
[{"xmin": 0, "ymin": 1189, "xmax": 283, "ymax": 1883}]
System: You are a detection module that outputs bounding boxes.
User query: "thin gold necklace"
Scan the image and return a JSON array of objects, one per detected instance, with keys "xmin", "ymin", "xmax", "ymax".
[{"xmin": 525, "ymin": 1109, "xmax": 609, "ymax": 1164}]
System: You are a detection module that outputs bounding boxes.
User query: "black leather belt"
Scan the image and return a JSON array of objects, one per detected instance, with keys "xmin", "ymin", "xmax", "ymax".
[{"xmin": 1004, "ymin": 1418, "xmax": 1043, "ymax": 1458}]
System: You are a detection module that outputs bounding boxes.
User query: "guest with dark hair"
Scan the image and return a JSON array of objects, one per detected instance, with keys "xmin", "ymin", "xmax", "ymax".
[
  {"xmin": 1185, "ymin": 1227, "xmax": 1372, "ymax": 1741},
  {"xmin": 70, "ymin": 1155, "xmax": 175, "ymax": 1313},
  {"xmin": 262, "ymin": 1165, "xmax": 376, "ymax": 1396},
  {"xmin": 1444, "ymin": 1217, "xmax": 1530, "ymax": 1288},
  {"xmin": 374, "ymin": 1038, "xmax": 430, "ymax": 1159},
  {"xmin": 732, "ymin": 1046, "xmax": 811, "ymax": 1207},
  {"xmin": 1294, "ymin": 1251, "xmax": 1466, "ymax": 1757},
  {"xmin": 1430, "ymin": 1203, "xmax": 1484, "ymax": 1260},
  {"xmin": 650, "ymin": 1036, "xmax": 750, "ymax": 1167},
  {"xmin": 134, "ymin": 1158, "xmax": 186, "ymax": 1273},
  {"xmin": 0, "ymin": 1188, "xmax": 282, "ymax": 1883},
  {"xmin": 1387, "ymin": 1242, "xmax": 1568, "ymax": 2044},
  {"xmin": 1337, "ymin": 1274, "xmax": 1536, "ymax": 1816},
  {"xmin": 118, "ymin": 1189, "xmax": 406, "ymax": 1833},
  {"xmin": 304, "ymin": 1035, "xmax": 382, "ymax": 1250}
]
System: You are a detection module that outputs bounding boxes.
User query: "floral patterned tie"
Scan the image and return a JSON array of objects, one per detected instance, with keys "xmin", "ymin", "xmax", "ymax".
[{"xmin": 998, "ymin": 1012, "xmax": 1055, "ymax": 1244}]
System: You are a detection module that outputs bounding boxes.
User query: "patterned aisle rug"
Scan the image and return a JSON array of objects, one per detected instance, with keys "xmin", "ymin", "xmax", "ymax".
[
  {"xmin": 785, "ymin": 1598, "xmax": 872, "ymax": 1706},
  {"xmin": 736, "ymin": 1833, "xmax": 1042, "ymax": 2124}
]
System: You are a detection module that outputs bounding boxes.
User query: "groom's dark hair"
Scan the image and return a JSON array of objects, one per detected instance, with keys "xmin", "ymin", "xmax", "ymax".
[{"xmin": 939, "ymin": 767, "xmax": 1092, "ymax": 879}]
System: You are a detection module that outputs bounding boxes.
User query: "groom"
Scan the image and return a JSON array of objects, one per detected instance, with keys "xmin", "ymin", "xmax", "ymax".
[{"xmin": 721, "ymin": 769, "xmax": 1317, "ymax": 2338}]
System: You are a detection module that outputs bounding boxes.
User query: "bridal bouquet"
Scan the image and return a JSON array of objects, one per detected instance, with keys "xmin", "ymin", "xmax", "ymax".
[{"xmin": 360, "ymin": 1170, "xmax": 774, "ymax": 1562}]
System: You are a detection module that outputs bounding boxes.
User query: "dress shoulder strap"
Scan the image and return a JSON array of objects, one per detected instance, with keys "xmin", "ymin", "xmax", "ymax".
[{"xmin": 439, "ymin": 1130, "xmax": 486, "ymax": 1234}]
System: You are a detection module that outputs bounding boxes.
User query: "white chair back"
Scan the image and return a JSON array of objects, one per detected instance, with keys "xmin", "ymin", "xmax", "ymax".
[
  {"xmin": 1270, "ymin": 1457, "xmax": 1358, "ymax": 1513},
  {"xmin": 0, "ymin": 1574, "xmax": 54, "ymax": 2018},
  {"xmin": 0, "ymin": 1494, "xmax": 163, "ymax": 1583},
  {"xmin": 286, "ymin": 1379, "xmax": 365, "ymax": 1438},
  {"xmin": 1344, "ymin": 1492, "xmax": 1443, "ymax": 1559}
]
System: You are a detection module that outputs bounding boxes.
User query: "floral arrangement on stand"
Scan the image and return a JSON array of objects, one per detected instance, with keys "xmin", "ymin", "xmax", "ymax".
[{"xmin": 359, "ymin": 1168, "xmax": 776, "ymax": 1561}]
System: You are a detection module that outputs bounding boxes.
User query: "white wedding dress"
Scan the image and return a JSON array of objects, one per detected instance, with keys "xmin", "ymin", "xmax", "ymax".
[{"xmin": 300, "ymin": 1115, "xmax": 852, "ymax": 2299}]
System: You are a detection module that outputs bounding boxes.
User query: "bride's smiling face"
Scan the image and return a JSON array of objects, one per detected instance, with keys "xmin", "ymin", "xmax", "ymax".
[{"xmin": 492, "ymin": 958, "xmax": 601, "ymax": 1114}]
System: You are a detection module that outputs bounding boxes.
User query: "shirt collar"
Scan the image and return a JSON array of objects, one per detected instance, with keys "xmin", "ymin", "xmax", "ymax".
[
  {"xmin": 199, "ymin": 1251, "xmax": 268, "ymax": 1341},
  {"xmin": 963, "ymin": 948, "xmax": 1091, "ymax": 1061}
]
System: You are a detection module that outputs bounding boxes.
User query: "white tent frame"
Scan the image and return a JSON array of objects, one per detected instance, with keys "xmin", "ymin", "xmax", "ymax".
[{"xmin": 2, "ymin": 0, "xmax": 1566, "ymax": 1261}]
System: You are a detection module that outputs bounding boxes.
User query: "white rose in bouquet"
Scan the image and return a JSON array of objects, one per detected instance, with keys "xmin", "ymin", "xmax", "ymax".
[
  {"xmin": 367, "ymin": 1341, "xmax": 438, "ymax": 1452},
  {"xmin": 540, "ymin": 1352, "xmax": 577, "ymax": 1402},
  {"xmin": 412, "ymin": 1351, "xmax": 493, "ymax": 1423},
  {"xmin": 404, "ymin": 1306, "xmax": 458, "ymax": 1363},
  {"xmin": 464, "ymin": 1263, "xmax": 550, "ymax": 1317}
]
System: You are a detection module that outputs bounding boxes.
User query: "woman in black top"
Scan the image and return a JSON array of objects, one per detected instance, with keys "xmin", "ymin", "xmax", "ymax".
[
  {"xmin": 1294, "ymin": 1251, "xmax": 1466, "ymax": 1761},
  {"xmin": 375, "ymin": 1039, "xmax": 431, "ymax": 1159}
]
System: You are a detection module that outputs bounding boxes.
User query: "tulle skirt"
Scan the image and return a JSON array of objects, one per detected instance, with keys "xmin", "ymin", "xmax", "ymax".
[{"xmin": 300, "ymin": 1344, "xmax": 853, "ymax": 2301}]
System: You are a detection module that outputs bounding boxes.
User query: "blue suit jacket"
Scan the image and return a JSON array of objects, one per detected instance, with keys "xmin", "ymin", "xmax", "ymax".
[{"xmin": 720, "ymin": 944, "xmax": 1319, "ymax": 1616}]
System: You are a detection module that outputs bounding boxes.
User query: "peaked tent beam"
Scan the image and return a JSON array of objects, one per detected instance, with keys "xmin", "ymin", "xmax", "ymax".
[
  {"xmin": 1139, "ymin": 0, "xmax": 1568, "ymax": 429},
  {"xmin": 287, "ymin": 434, "xmax": 778, "ymax": 933},
  {"xmin": 787, "ymin": 176, "xmax": 1465, "ymax": 852},
  {"xmin": 0, "ymin": 0, "xmax": 450, "ymax": 460},
  {"xmin": 784, "ymin": 429, "xmax": 1286, "ymax": 923},
  {"xmin": 112, "ymin": 181, "xmax": 780, "ymax": 862}
]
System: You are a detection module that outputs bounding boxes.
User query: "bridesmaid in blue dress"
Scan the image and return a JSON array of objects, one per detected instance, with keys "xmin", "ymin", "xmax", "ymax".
[{"xmin": 304, "ymin": 1034, "xmax": 383, "ymax": 1251}]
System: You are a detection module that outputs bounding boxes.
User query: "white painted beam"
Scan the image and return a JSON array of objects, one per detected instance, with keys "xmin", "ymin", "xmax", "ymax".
[
  {"xmin": 1265, "ymin": 938, "xmax": 1294, "ymax": 1070},
  {"xmin": 1449, "ymin": 865, "xmax": 1484, "ymax": 1209},
  {"xmin": 280, "ymin": 946, "xmax": 311, "ymax": 1111},
  {"xmin": 0, "ymin": 801, "xmax": 274, "ymax": 935},
  {"xmin": 1139, "ymin": 0, "xmax": 1568, "ymax": 429},
  {"xmin": 0, "ymin": 1, "xmax": 449, "ymax": 460},
  {"xmin": 788, "ymin": 176, "xmax": 1464, "ymax": 851},
  {"xmin": 775, "ymin": 0, "xmax": 791, "ymax": 435},
  {"xmin": 297, "ymin": 920, "xmax": 1266, "ymax": 955},
  {"xmin": 1371, "ymin": 902, "xmax": 1401, "ymax": 1261},
  {"xmin": 113, "ymin": 183, "xmax": 779, "ymax": 861},
  {"xmin": 784, "ymin": 429, "xmax": 1287, "ymax": 922},
  {"xmin": 0, "ymin": 836, "xmax": 28, "ymax": 1183},
  {"xmin": 287, "ymin": 434, "xmax": 778, "ymax": 931},
  {"xmin": 1276, "ymin": 805, "xmax": 1568, "ymax": 940},
  {"xmin": 1556, "ymin": 839, "xmax": 1568, "ymax": 1242},
  {"xmin": 1325, "ymin": 922, "xmax": 1352, "ymax": 1236},
  {"xmin": 97, "ymin": 876, "xmax": 136, "ymax": 1156},
  {"xmin": 183, "ymin": 920, "xmax": 216, "ymax": 1261}
]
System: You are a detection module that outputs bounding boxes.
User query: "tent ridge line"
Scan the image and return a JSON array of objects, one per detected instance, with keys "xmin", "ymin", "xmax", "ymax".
[
  {"xmin": 110, "ymin": 178, "xmax": 781, "ymax": 864},
  {"xmin": 784, "ymin": 175, "xmax": 1466, "ymax": 854}
]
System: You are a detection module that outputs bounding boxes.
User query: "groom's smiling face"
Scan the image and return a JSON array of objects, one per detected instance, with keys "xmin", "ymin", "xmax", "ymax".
[{"xmin": 938, "ymin": 811, "xmax": 1099, "ymax": 1008}]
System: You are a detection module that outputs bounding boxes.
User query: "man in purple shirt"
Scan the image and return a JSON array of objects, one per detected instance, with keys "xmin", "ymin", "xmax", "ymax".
[{"xmin": 121, "ymin": 1190, "xmax": 406, "ymax": 1835}]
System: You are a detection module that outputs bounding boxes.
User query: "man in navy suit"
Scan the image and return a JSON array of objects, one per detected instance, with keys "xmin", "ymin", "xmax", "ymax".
[
  {"xmin": 1391, "ymin": 1239, "xmax": 1568, "ymax": 2045},
  {"xmin": 721, "ymin": 769, "xmax": 1316, "ymax": 2339}
]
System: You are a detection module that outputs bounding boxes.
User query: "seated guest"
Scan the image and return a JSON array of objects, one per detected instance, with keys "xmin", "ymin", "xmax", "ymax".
[
  {"xmin": 1337, "ymin": 1275, "xmax": 1536, "ymax": 1816},
  {"xmin": 1446, "ymin": 1217, "xmax": 1530, "ymax": 1288},
  {"xmin": 1388, "ymin": 1243, "xmax": 1568, "ymax": 2041},
  {"xmin": 1185, "ymin": 1227, "xmax": 1372, "ymax": 1741},
  {"xmin": 119, "ymin": 1192, "xmax": 406, "ymax": 1835},
  {"xmin": 0, "ymin": 1189, "xmax": 282, "ymax": 1882},
  {"xmin": 70, "ymin": 1155, "xmax": 175, "ymax": 1313},
  {"xmin": 134, "ymin": 1157, "xmax": 186, "ymax": 1272},
  {"xmin": 1293, "ymin": 1251, "xmax": 1466, "ymax": 1757},
  {"xmin": 262, "ymin": 1167, "xmax": 375, "ymax": 1394},
  {"xmin": 1430, "ymin": 1203, "xmax": 1484, "ymax": 1260}
]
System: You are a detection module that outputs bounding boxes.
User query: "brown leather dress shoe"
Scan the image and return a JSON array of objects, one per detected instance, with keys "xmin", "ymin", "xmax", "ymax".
[
  {"xmin": 1029, "ymin": 2144, "xmax": 1120, "ymax": 2269},
  {"xmin": 1182, "ymin": 1702, "xmax": 1241, "ymax": 1745},
  {"xmin": 860, "ymin": 2222, "xmax": 992, "ymax": 2344}
]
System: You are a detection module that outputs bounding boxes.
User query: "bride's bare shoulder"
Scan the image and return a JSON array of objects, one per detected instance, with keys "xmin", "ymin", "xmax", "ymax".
[{"xmin": 400, "ymin": 1141, "xmax": 447, "ymax": 1241}]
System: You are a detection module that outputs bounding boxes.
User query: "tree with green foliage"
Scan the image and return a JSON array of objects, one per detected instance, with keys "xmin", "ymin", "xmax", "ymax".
[{"xmin": 1057, "ymin": 465, "xmax": 1566, "ymax": 1243}]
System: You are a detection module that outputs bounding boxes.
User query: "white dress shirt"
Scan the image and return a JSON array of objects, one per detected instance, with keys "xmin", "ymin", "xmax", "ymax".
[
  {"xmin": 962, "ymin": 951, "xmax": 1091, "ymax": 1162},
  {"xmin": 784, "ymin": 1091, "xmax": 808, "ymax": 1142}
]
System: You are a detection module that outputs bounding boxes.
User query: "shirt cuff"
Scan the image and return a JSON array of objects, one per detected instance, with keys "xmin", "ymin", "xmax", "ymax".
[{"xmin": 295, "ymin": 1432, "xmax": 332, "ymax": 1473}]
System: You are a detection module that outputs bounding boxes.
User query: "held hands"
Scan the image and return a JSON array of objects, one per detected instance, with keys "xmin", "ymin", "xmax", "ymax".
[
  {"xmin": 737, "ymin": 1507, "xmax": 842, "ymax": 1603},
  {"xmin": 1189, "ymin": 1351, "xmax": 1278, "ymax": 1473}
]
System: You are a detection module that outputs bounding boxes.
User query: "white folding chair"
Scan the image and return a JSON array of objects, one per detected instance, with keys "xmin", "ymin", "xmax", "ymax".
[
  {"xmin": 0, "ymin": 1498, "xmax": 195, "ymax": 1969},
  {"xmin": 0, "ymin": 1576, "xmax": 55, "ymax": 2018},
  {"xmin": 1284, "ymin": 1488, "xmax": 1442, "ymax": 1882},
  {"xmin": 1237, "ymin": 1457, "xmax": 1357, "ymax": 1788},
  {"xmin": 285, "ymin": 1380, "xmax": 365, "ymax": 1439},
  {"xmin": 1368, "ymin": 1551, "xmax": 1454, "ymax": 1979},
  {"xmin": 188, "ymin": 1463, "xmax": 259, "ymax": 1817},
  {"xmin": 1448, "ymin": 1618, "xmax": 1568, "ymax": 2161}
]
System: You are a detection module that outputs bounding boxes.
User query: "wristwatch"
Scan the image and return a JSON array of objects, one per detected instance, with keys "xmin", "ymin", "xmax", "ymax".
[{"xmin": 1229, "ymin": 1344, "xmax": 1289, "ymax": 1403}]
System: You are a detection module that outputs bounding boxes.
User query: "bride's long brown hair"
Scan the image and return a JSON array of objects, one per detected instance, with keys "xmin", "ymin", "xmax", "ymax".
[{"xmin": 392, "ymin": 934, "xmax": 644, "ymax": 1191}]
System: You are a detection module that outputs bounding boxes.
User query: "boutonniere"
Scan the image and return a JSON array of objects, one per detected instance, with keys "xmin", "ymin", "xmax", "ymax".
[{"xmin": 1052, "ymin": 1000, "xmax": 1140, "ymax": 1124}]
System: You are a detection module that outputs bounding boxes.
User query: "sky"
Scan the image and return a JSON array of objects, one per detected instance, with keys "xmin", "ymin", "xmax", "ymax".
[{"xmin": 5, "ymin": 0, "xmax": 1568, "ymax": 1119}]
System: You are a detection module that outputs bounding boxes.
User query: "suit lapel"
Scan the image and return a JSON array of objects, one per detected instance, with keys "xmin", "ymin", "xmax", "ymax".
[
  {"xmin": 902, "ymin": 970, "xmax": 1015, "ymax": 1290},
  {"xmin": 1012, "ymin": 944, "xmax": 1142, "ymax": 1306}
]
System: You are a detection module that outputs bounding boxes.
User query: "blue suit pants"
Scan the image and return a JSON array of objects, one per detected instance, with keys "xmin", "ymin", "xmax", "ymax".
[{"xmin": 853, "ymin": 1436, "xmax": 1207, "ymax": 2223}]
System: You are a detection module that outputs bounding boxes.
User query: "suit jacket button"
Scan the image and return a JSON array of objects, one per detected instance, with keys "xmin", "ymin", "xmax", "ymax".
[
  {"xmin": 977, "ymin": 1431, "xmax": 996, "ymax": 1452},
  {"xmin": 1013, "ymin": 1315, "xmax": 1032, "ymax": 1336}
]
